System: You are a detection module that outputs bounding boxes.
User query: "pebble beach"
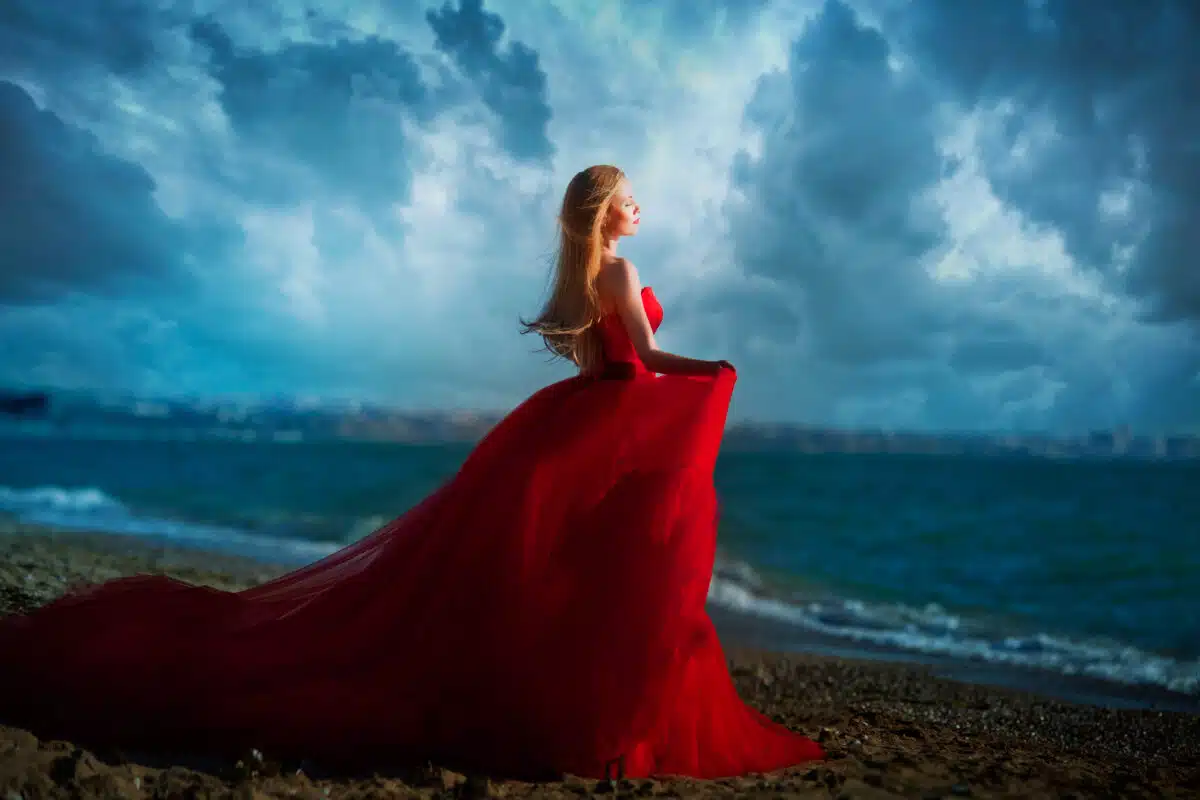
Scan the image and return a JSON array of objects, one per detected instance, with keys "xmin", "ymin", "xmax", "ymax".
[{"xmin": 1, "ymin": 524, "xmax": 1197, "ymax": 799}]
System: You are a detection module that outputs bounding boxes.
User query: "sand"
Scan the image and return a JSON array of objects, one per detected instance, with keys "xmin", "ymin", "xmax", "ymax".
[{"xmin": 1, "ymin": 524, "xmax": 1198, "ymax": 799}]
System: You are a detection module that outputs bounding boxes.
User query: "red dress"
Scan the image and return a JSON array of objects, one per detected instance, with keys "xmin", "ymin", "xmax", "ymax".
[{"xmin": 0, "ymin": 287, "xmax": 824, "ymax": 779}]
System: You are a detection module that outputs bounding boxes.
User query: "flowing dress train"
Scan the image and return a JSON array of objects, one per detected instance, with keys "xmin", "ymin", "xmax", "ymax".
[{"xmin": 0, "ymin": 287, "xmax": 824, "ymax": 778}]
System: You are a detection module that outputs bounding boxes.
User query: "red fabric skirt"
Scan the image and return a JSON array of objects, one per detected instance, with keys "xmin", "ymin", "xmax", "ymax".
[{"xmin": 0, "ymin": 368, "xmax": 823, "ymax": 778}]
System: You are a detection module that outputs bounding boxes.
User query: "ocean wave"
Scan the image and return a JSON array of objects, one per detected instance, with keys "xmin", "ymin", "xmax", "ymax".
[
  {"xmin": 0, "ymin": 485, "xmax": 337, "ymax": 563},
  {"xmin": 708, "ymin": 555, "xmax": 1200, "ymax": 697},
  {"xmin": 2, "ymin": 484, "xmax": 1197, "ymax": 698},
  {"xmin": 0, "ymin": 485, "xmax": 124, "ymax": 514}
]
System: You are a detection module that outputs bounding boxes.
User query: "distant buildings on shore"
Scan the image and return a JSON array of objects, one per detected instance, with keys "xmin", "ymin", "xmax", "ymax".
[
  {"xmin": 1, "ymin": 389, "xmax": 1197, "ymax": 461},
  {"xmin": 720, "ymin": 421, "xmax": 1199, "ymax": 460}
]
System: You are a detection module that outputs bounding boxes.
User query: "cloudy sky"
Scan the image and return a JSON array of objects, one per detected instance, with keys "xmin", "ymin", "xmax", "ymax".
[{"xmin": 1, "ymin": 0, "xmax": 1197, "ymax": 433}]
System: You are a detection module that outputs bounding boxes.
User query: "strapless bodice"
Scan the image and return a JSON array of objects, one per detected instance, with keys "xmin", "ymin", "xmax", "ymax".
[{"xmin": 596, "ymin": 287, "xmax": 662, "ymax": 376}]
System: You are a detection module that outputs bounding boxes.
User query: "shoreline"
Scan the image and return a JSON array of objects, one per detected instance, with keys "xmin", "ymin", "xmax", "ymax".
[
  {"xmin": 707, "ymin": 607, "xmax": 1200, "ymax": 716},
  {"xmin": 5, "ymin": 521, "xmax": 1196, "ymax": 714},
  {"xmin": 1, "ymin": 524, "xmax": 1198, "ymax": 798}
]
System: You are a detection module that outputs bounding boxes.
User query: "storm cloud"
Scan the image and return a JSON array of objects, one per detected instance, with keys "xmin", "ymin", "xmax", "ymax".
[
  {"xmin": 0, "ymin": 80, "xmax": 188, "ymax": 303},
  {"xmin": 729, "ymin": 0, "xmax": 948, "ymax": 366},
  {"xmin": 895, "ymin": 0, "xmax": 1200, "ymax": 324},
  {"xmin": 427, "ymin": 0, "xmax": 554, "ymax": 162},
  {"xmin": 188, "ymin": 15, "xmax": 432, "ymax": 208},
  {"xmin": 713, "ymin": 0, "xmax": 1199, "ymax": 431},
  {"xmin": 0, "ymin": 0, "xmax": 162, "ymax": 75},
  {"xmin": 0, "ymin": 0, "xmax": 1195, "ymax": 432}
]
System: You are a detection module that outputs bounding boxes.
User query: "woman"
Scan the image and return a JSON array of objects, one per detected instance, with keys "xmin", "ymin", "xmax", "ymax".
[{"xmin": 0, "ymin": 165, "xmax": 824, "ymax": 780}]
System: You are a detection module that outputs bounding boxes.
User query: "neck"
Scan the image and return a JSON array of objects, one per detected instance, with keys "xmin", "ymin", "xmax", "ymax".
[{"xmin": 601, "ymin": 235, "xmax": 619, "ymax": 259}]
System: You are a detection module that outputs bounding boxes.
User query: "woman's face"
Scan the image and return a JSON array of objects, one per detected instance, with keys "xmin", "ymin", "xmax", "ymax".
[{"xmin": 606, "ymin": 179, "xmax": 640, "ymax": 238}]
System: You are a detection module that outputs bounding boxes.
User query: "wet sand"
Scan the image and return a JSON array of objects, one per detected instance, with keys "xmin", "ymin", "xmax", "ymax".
[{"xmin": 1, "ymin": 524, "xmax": 1198, "ymax": 798}]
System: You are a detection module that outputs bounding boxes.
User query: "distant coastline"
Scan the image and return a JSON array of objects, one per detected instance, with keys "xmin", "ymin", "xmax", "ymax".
[{"xmin": 1, "ymin": 388, "xmax": 1197, "ymax": 460}]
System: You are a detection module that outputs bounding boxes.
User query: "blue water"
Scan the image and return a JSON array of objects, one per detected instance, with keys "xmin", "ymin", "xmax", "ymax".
[{"xmin": 1, "ymin": 434, "xmax": 1197, "ymax": 696}]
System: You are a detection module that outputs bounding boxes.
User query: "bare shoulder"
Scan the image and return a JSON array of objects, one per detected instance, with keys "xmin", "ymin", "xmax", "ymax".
[{"xmin": 597, "ymin": 257, "xmax": 640, "ymax": 293}]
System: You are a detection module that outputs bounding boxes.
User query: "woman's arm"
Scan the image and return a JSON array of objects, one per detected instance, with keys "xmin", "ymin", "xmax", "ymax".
[{"xmin": 599, "ymin": 259, "xmax": 730, "ymax": 377}]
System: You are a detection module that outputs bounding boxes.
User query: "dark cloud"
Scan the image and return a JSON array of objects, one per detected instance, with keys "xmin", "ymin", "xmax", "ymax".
[
  {"xmin": 0, "ymin": 81, "xmax": 190, "ymax": 304},
  {"xmin": 1, "ymin": 0, "xmax": 1192, "ymax": 430},
  {"xmin": 891, "ymin": 0, "xmax": 1200, "ymax": 325},
  {"xmin": 728, "ymin": 0, "xmax": 948, "ymax": 367},
  {"xmin": 0, "ymin": 0, "xmax": 161, "ymax": 74},
  {"xmin": 189, "ymin": 17, "xmax": 431, "ymax": 207},
  {"xmin": 715, "ymin": 0, "xmax": 1200, "ymax": 431},
  {"xmin": 427, "ymin": 0, "xmax": 554, "ymax": 162}
]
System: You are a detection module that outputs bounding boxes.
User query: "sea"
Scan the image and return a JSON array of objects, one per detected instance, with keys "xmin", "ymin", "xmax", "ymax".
[{"xmin": 2, "ymin": 433, "xmax": 1198, "ymax": 707}]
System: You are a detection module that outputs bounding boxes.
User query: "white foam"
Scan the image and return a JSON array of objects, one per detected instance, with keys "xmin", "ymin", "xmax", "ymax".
[
  {"xmin": 707, "ymin": 570, "xmax": 1200, "ymax": 696},
  {"xmin": 0, "ymin": 485, "xmax": 125, "ymax": 514},
  {"xmin": 0, "ymin": 485, "xmax": 337, "ymax": 563}
]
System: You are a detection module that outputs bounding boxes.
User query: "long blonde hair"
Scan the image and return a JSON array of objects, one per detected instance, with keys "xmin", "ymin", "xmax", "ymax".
[{"xmin": 521, "ymin": 165, "xmax": 626, "ymax": 372}]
